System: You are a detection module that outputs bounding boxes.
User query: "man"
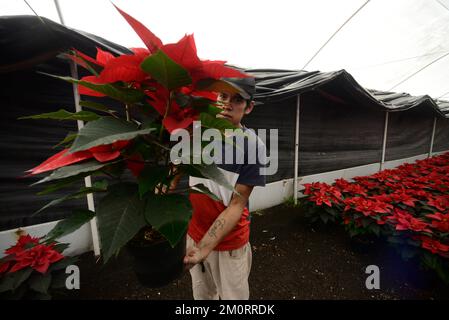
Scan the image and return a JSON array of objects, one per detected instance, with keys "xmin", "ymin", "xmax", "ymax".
[{"xmin": 183, "ymin": 76, "xmax": 266, "ymax": 300}]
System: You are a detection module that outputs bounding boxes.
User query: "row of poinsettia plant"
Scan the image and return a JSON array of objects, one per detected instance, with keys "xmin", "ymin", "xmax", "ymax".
[
  {"xmin": 14, "ymin": 3, "xmax": 248, "ymax": 271},
  {"xmin": 302, "ymin": 152, "xmax": 449, "ymax": 284}
]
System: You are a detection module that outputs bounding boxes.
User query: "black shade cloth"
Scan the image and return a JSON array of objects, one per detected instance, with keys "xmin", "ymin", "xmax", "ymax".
[
  {"xmin": 1, "ymin": 16, "xmax": 448, "ymax": 231},
  {"xmin": 250, "ymin": 69, "xmax": 449, "ymax": 119}
]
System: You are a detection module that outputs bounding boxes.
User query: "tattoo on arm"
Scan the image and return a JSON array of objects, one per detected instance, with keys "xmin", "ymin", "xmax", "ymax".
[{"xmin": 208, "ymin": 218, "xmax": 225, "ymax": 239}]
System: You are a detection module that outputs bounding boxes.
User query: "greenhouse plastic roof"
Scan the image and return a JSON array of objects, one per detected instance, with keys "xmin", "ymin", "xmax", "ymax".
[
  {"xmin": 1, "ymin": 15, "xmax": 448, "ymax": 119},
  {"xmin": 249, "ymin": 69, "xmax": 449, "ymax": 118}
]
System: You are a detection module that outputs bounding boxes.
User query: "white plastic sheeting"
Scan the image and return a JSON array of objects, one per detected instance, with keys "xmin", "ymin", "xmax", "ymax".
[{"xmin": 3, "ymin": 0, "xmax": 449, "ymax": 99}]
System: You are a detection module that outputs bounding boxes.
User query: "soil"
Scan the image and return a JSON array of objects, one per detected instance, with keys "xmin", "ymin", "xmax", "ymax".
[{"xmin": 54, "ymin": 204, "xmax": 449, "ymax": 300}]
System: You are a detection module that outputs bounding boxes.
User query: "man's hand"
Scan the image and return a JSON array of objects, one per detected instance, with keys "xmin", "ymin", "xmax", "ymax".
[
  {"xmin": 183, "ymin": 183, "xmax": 254, "ymax": 270},
  {"xmin": 184, "ymin": 245, "xmax": 206, "ymax": 270}
]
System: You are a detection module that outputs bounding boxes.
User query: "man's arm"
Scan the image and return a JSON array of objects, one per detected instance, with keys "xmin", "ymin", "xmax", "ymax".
[{"xmin": 184, "ymin": 183, "xmax": 254, "ymax": 267}]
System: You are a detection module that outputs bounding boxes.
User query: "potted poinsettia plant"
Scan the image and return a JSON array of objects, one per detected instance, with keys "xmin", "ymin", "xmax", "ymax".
[
  {"xmin": 0, "ymin": 234, "xmax": 77, "ymax": 299},
  {"xmin": 22, "ymin": 5, "xmax": 249, "ymax": 287}
]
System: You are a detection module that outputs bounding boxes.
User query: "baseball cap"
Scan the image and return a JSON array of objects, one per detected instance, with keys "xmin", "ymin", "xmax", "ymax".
[
  {"xmin": 220, "ymin": 77, "xmax": 256, "ymax": 100},
  {"xmin": 196, "ymin": 76, "xmax": 256, "ymax": 101}
]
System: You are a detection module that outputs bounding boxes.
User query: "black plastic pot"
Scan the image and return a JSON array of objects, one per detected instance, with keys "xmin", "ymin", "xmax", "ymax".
[{"xmin": 126, "ymin": 232, "xmax": 186, "ymax": 288}]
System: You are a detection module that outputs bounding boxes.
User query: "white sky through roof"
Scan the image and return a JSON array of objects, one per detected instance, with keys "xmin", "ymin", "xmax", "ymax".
[{"xmin": 3, "ymin": 0, "xmax": 449, "ymax": 99}]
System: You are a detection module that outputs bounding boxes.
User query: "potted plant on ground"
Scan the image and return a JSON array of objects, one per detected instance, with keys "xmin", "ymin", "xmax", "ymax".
[
  {"xmin": 0, "ymin": 234, "xmax": 77, "ymax": 299},
  {"xmin": 22, "ymin": 4, "xmax": 249, "ymax": 287}
]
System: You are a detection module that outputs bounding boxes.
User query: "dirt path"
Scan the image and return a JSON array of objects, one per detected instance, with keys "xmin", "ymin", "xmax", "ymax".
[{"xmin": 55, "ymin": 204, "xmax": 449, "ymax": 300}]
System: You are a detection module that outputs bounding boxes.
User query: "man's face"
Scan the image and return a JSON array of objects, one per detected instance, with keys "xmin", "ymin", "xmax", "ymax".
[{"xmin": 216, "ymin": 91, "xmax": 254, "ymax": 127}]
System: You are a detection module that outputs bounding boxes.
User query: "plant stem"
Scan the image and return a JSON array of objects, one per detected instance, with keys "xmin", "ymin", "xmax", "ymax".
[
  {"xmin": 125, "ymin": 104, "xmax": 130, "ymax": 122},
  {"xmin": 159, "ymin": 91, "xmax": 172, "ymax": 141}
]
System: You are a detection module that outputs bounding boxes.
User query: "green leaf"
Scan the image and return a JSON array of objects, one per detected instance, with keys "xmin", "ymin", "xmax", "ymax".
[
  {"xmin": 144, "ymin": 194, "xmax": 192, "ymax": 247},
  {"xmin": 48, "ymin": 256, "xmax": 79, "ymax": 272},
  {"xmin": 174, "ymin": 93, "xmax": 221, "ymax": 115},
  {"xmin": 29, "ymin": 273, "xmax": 52, "ymax": 294},
  {"xmin": 36, "ymin": 173, "xmax": 86, "ymax": 195},
  {"xmin": 96, "ymin": 183, "xmax": 147, "ymax": 263},
  {"xmin": 140, "ymin": 50, "xmax": 192, "ymax": 90},
  {"xmin": 387, "ymin": 236, "xmax": 404, "ymax": 245},
  {"xmin": 127, "ymin": 137, "xmax": 155, "ymax": 160},
  {"xmin": 421, "ymin": 253, "xmax": 449, "ymax": 285},
  {"xmin": 32, "ymin": 160, "xmax": 109, "ymax": 185},
  {"xmin": 66, "ymin": 50, "xmax": 100, "ymax": 76},
  {"xmin": 193, "ymin": 103, "xmax": 222, "ymax": 116},
  {"xmin": 19, "ymin": 109, "xmax": 100, "ymax": 122},
  {"xmin": 361, "ymin": 218, "xmax": 371, "ymax": 228},
  {"xmin": 370, "ymin": 224, "xmax": 380, "ymax": 237},
  {"xmin": 190, "ymin": 183, "xmax": 220, "ymax": 202},
  {"xmin": 174, "ymin": 92, "xmax": 191, "ymax": 108},
  {"xmin": 53, "ymin": 132, "xmax": 78, "ymax": 149},
  {"xmin": 182, "ymin": 162, "xmax": 234, "ymax": 192},
  {"xmin": 200, "ymin": 112, "xmax": 237, "ymax": 133},
  {"xmin": 46, "ymin": 209, "xmax": 95, "ymax": 240},
  {"xmin": 137, "ymin": 166, "xmax": 170, "ymax": 198},
  {"xmin": 39, "ymin": 72, "xmax": 145, "ymax": 103},
  {"xmin": 52, "ymin": 243, "xmax": 70, "ymax": 254},
  {"xmin": 50, "ymin": 272, "xmax": 68, "ymax": 289},
  {"xmin": 79, "ymin": 100, "xmax": 115, "ymax": 114},
  {"xmin": 69, "ymin": 117, "xmax": 155, "ymax": 153},
  {"xmin": 0, "ymin": 268, "xmax": 33, "ymax": 293},
  {"xmin": 34, "ymin": 184, "xmax": 107, "ymax": 215}
]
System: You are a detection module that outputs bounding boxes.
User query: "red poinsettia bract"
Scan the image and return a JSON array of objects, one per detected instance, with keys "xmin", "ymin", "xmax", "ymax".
[
  {"xmin": 0, "ymin": 235, "xmax": 64, "ymax": 275},
  {"xmin": 27, "ymin": 140, "xmax": 130, "ymax": 175},
  {"xmin": 303, "ymin": 152, "xmax": 449, "ymax": 260}
]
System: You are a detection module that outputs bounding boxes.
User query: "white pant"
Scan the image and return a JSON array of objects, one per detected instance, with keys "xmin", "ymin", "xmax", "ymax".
[{"xmin": 187, "ymin": 235, "xmax": 252, "ymax": 300}]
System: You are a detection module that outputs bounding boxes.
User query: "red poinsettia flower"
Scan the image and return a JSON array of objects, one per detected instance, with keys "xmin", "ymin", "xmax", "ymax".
[
  {"xmin": 426, "ymin": 212, "xmax": 449, "ymax": 233},
  {"xmin": 113, "ymin": 4, "xmax": 162, "ymax": 53},
  {"xmin": 163, "ymin": 106, "xmax": 199, "ymax": 134},
  {"xmin": 389, "ymin": 191, "xmax": 418, "ymax": 207},
  {"xmin": 303, "ymin": 182, "xmax": 323, "ymax": 195},
  {"xmin": 344, "ymin": 196, "xmax": 392, "ymax": 217},
  {"xmin": 96, "ymin": 53, "xmax": 149, "ymax": 84},
  {"xmin": 309, "ymin": 189, "xmax": 333, "ymax": 207},
  {"xmin": 27, "ymin": 140, "xmax": 130, "ymax": 175},
  {"xmin": 352, "ymin": 177, "xmax": 379, "ymax": 191},
  {"xmin": 71, "ymin": 47, "xmax": 113, "ymax": 68},
  {"xmin": 392, "ymin": 209, "xmax": 432, "ymax": 233},
  {"xmin": 125, "ymin": 153, "xmax": 145, "ymax": 178},
  {"xmin": 88, "ymin": 140, "xmax": 130, "ymax": 162},
  {"xmin": 420, "ymin": 236, "xmax": 449, "ymax": 257},
  {"xmin": 145, "ymin": 82, "xmax": 210, "ymax": 134},
  {"xmin": 427, "ymin": 196, "xmax": 449, "ymax": 212},
  {"xmin": 9, "ymin": 244, "xmax": 64, "ymax": 274},
  {"xmin": 180, "ymin": 86, "xmax": 219, "ymax": 103},
  {"xmin": 77, "ymin": 75, "xmax": 108, "ymax": 97},
  {"xmin": 305, "ymin": 182, "xmax": 342, "ymax": 207},
  {"xmin": 0, "ymin": 261, "xmax": 10, "ymax": 274},
  {"xmin": 375, "ymin": 215, "xmax": 391, "ymax": 225},
  {"xmin": 345, "ymin": 183, "xmax": 367, "ymax": 196},
  {"xmin": 405, "ymin": 188, "xmax": 430, "ymax": 200},
  {"xmin": 5, "ymin": 235, "xmax": 40, "ymax": 255}
]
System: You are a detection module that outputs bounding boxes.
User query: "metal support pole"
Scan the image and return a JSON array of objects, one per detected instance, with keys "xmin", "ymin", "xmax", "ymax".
[
  {"xmin": 380, "ymin": 111, "xmax": 389, "ymax": 171},
  {"xmin": 429, "ymin": 117, "xmax": 437, "ymax": 158},
  {"xmin": 294, "ymin": 95, "xmax": 301, "ymax": 205},
  {"xmin": 55, "ymin": 0, "xmax": 101, "ymax": 256}
]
